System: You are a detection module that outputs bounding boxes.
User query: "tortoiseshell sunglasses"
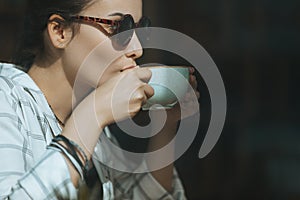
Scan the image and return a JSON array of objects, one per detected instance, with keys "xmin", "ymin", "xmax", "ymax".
[{"xmin": 71, "ymin": 14, "xmax": 151, "ymax": 49}]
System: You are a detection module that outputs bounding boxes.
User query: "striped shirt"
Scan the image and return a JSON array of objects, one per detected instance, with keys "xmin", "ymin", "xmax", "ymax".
[{"xmin": 0, "ymin": 63, "xmax": 186, "ymax": 200}]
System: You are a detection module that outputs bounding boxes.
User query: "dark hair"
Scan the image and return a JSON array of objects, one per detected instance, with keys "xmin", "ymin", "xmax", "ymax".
[{"xmin": 12, "ymin": 0, "xmax": 95, "ymax": 71}]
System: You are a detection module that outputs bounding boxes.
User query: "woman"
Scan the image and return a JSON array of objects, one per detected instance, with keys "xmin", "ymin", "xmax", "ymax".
[{"xmin": 0, "ymin": 0, "xmax": 199, "ymax": 199}]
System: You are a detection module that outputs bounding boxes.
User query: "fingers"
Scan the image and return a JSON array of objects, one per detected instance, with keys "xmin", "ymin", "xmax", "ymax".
[
  {"xmin": 189, "ymin": 66, "xmax": 195, "ymax": 74},
  {"xmin": 136, "ymin": 68, "xmax": 152, "ymax": 83},
  {"xmin": 187, "ymin": 66, "xmax": 200, "ymax": 100},
  {"xmin": 190, "ymin": 74, "xmax": 198, "ymax": 89},
  {"xmin": 131, "ymin": 89, "xmax": 147, "ymax": 103},
  {"xmin": 187, "ymin": 67, "xmax": 197, "ymax": 88},
  {"xmin": 124, "ymin": 68, "xmax": 154, "ymax": 100},
  {"xmin": 131, "ymin": 83, "xmax": 154, "ymax": 103},
  {"xmin": 143, "ymin": 83, "xmax": 154, "ymax": 99},
  {"xmin": 129, "ymin": 84, "xmax": 153, "ymax": 116}
]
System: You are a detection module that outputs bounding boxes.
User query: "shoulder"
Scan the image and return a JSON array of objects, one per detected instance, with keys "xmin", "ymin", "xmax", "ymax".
[
  {"xmin": 0, "ymin": 62, "xmax": 41, "ymax": 93},
  {"xmin": 0, "ymin": 62, "xmax": 27, "ymax": 91},
  {"xmin": 0, "ymin": 62, "xmax": 42, "ymax": 109}
]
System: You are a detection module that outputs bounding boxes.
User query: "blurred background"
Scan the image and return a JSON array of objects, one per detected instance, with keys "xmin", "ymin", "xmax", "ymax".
[{"xmin": 0, "ymin": 0, "xmax": 300, "ymax": 199}]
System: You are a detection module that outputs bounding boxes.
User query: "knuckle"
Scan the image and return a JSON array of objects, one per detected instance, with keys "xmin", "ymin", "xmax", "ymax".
[
  {"xmin": 130, "ymin": 88, "xmax": 144, "ymax": 102},
  {"xmin": 135, "ymin": 93, "xmax": 145, "ymax": 101}
]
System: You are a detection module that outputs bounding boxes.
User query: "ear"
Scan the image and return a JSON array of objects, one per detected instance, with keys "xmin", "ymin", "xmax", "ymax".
[{"xmin": 47, "ymin": 14, "xmax": 73, "ymax": 49}]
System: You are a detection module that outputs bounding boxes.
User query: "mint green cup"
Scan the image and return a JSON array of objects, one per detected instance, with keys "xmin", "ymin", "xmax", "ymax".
[{"xmin": 142, "ymin": 66, "xmax": 190, "ymax": 110}]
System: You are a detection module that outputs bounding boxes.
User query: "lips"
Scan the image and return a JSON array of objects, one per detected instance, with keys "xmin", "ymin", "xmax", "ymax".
[{"xmin": 120, "ymin": 65, "xmax": 138, "ymax": 72}]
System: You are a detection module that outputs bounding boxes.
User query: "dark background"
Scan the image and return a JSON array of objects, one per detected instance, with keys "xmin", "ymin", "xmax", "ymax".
[{"xmin": 1, "ymin": 0, "xmax": 300, "ymax": 199}]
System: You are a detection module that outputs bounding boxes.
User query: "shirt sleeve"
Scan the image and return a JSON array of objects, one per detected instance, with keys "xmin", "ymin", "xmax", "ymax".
[
  {"xmin": 112, "ymin": 161, "xmax": 187, "ymax": 200},
  {"xmin": 93, "ymin": 160, "xmax": 187, "ymax": 200},
  {"xmin": 0, "ymin": 89, "xmax": 77, "ymax": 199},
  {"xmin": 92, "ymin": 130, "xmax": 187, "ymax": 200},
  {"xmin": 132, "ymin": 166, "xmax": 186, "ymax": 200}
]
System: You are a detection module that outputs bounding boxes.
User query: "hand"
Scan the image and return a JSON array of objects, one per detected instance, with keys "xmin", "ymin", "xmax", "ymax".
[
  {"xmin": 162, "ymin": 67, "xmax": 200, "ymax": 124},
  {"xmin": 62, "ymin": 67, "xmax": 153, "ymax": 156},
  {"xmin": 94, "ymin": 67, "xmax": 154, "ymax": 128},
  {"xmin": 145, "ymin": 67, "xmax": 199, "ymax": 191},
  {"xmin": 60, "ymin": 68, "xmax": 154, "ymax": 186}
]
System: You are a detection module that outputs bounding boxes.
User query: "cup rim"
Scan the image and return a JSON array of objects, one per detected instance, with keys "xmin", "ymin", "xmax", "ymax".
[{"xmin": 143, "ymin": 65, "xmax": 189, "ymax": 69}]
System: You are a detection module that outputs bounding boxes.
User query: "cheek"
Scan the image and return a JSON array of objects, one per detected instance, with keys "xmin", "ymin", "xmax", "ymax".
[
  {"xmin": 63, "ymin": 27, "xmax": 126, "ymax": 88},
  {"xmin": 65, "ymin": 29, "xmax": 103, "ymax": 66},
  {"xmin": 97, "ymin": 63, "xmax": 119, "ymax": 86},
  {"xmin": 62, "ymin": 29, "xmax": 107, "ymax": 86}
]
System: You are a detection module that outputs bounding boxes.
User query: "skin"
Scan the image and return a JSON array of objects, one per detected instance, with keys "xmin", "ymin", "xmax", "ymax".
[{"xmin": 28, "ymin": 0, "xmax": 199, "ymax": 193}]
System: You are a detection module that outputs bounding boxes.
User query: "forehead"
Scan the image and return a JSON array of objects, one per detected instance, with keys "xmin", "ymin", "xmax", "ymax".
[{"xmin": 81, "ymin": 0, "xmax": 142, "ymax": 20}]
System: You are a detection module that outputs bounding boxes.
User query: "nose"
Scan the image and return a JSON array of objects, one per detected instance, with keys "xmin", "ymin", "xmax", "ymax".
[{"xmin": 125, "ymin": 32, "xmax": 143, "ymax": 59}]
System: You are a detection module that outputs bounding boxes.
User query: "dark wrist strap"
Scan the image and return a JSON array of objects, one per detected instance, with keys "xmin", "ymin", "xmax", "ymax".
[
  {"xmin": 53, "ymin": 135, "xmax": 84, "ymax": 168},
  {"xmin": 51, "ymin": 135, "xmax": 90, "ymax": 181}
]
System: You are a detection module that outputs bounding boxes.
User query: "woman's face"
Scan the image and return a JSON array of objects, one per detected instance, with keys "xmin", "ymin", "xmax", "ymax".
[{"xmin": 62, "ymin": 0, "xmax": 143, "ymax": 87}]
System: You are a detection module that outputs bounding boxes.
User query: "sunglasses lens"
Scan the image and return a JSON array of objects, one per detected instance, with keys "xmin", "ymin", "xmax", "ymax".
[
  {"xmin": 138, "ymin": 16, "xmax": 151, "ymax": 28},
  {"xmin": 114, "ymin": 29, "xmax": 134, "ymax": 49},
  {"xmin": 113, "ymin": 15, "xmax": 134, "ymax": 49},
  {"xmin": 135, "ymin": 17, "xmax": 151, "ymax": 46},
  {"xmin": 116, "ymin": 15, "xmax": 135, "ymax": 34},
  {"xmin": 113, "ymin": 15, "xmax": 151, "ymax": 49}
]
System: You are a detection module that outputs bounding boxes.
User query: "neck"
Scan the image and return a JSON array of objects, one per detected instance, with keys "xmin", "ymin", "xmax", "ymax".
[{"xmin": 28, "ymin": 60, "xmax": 73, "ymax": 124}]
